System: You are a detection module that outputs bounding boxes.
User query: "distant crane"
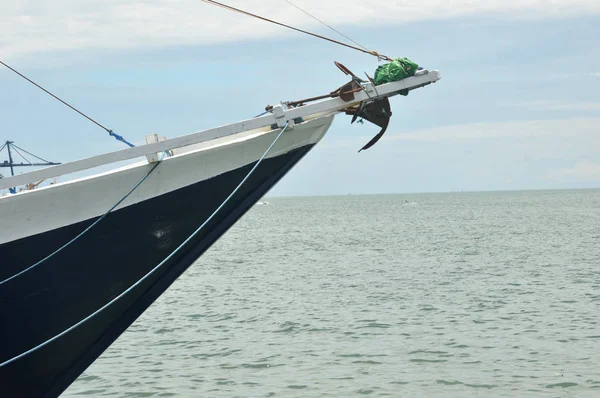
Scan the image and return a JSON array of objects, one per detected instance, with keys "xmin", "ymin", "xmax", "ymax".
[{"xmin": 0, "ymin": 140, "xmax": 61, "ymax": 194}]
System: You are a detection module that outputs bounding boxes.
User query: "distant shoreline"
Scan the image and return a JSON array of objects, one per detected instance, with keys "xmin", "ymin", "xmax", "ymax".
[{"xmin": 267, "ymin": 187, "xmax": 600, "ymax": 199}]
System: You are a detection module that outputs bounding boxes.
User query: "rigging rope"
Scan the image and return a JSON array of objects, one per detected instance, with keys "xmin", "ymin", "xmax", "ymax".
[
  {"xmin": 8, "ymin": 146, "xmax": 31, "ymax": 165},
  {"xmin": 9, "ymin": 142, "xmax": 54, "ymax": 164},
  {"xmin": 0, "ymin": 60, "xmax": 135, "ymax": 147},
  {"xmin": 0, "ymin": 159, "xmax": 162, "ymax": 286},
  {"xmin": 282, "ymin": 0, "xmax": 370, "ymax": 52},
  {"xmin": 0, "ymin": 122, "xmax": 290, "ymax": 368},
  {"xmin": 199, "ymin": 0, "xmax": 392, "ymax": 61}
]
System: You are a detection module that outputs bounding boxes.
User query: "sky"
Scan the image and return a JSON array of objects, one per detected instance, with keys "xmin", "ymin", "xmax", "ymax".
[{"xmin": 1, "ymin": 0, "xmax": 599, "ymax": 196}]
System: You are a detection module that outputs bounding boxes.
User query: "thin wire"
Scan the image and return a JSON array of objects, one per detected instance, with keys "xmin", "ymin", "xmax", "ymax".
[
  {"xmin": 0, "ymin": 122, "xmax": 289, "ymax": 368},
  {"xmin": 282, "ymin": 0, "xmax": 369, "ymax": 51},
  {"xmin": 0, "ymin": 60, "xmax": 134, "ymax": 146},
  {"xmin": 199, "ymin": 0, "xmax": 392, "ymax": 61},
  {"xmin": 11, "ymin": 143, "xmax": 53, "ymax": 164},
  {"xmin": 9, "ymin": 146, "xmax": 32, "ymax": 165},
  {"xmin": 0, "ymin": 160, "xmax": 162, "ymax": 286},
  {"xmin": 0, "ymin": 61, "xmax": 111, "ymax": 132},
  {"xmin": 254, "ymin": 110, "xmax": 270, "ymax": 118}
]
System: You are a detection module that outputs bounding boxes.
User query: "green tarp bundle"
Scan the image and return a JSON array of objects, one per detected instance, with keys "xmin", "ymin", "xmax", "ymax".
[{"xmin": 373, "ymin": 57, "xmax": 419, "ymax": 86}]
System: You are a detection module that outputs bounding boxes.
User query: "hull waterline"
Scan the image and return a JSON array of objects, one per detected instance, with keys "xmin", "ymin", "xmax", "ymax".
[{"xmin": 0, "ymin": 119, "xmax": 330, "ymax": 397}]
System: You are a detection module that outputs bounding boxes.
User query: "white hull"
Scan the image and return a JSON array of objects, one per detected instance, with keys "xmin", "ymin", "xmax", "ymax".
[{"xmin": 0, "ymin": 115, "xmax": 333, "ymax": 245}]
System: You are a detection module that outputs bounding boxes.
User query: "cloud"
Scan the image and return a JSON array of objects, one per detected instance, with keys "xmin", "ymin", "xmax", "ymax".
[
  {"xmin": 2, "ymin": 0, "xmax": 600, "ymax": 61},
  {"xmin": 513, "ymin": 100, "xmax": 600, "ymax": 111},
  {"xmin": 548, "ymin": 162, "xmax": 600, "ymax": 181},
  {"xmin": 275, "ymin": 116, "xmax": 600, "ymax": 195},
  {"xmin": 551, "ymin": 72, "xmax": 600, "ymax": 80},
  {"xmin": 322, "ymin": 118, "xmax": 600, "ymax": 163},
  {"xmin": 390, "ymin": 117, "xmax": 600, "ymax": 142}
]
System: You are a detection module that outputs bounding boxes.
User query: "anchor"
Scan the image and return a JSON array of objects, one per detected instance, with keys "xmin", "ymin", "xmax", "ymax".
[
  {"xmin": 344, "ymin": 97, "xmax": 392, "ymax": 152},
  {"xmin": 334, "ymin": 61, "xmax": 393, "ymax": 152}
]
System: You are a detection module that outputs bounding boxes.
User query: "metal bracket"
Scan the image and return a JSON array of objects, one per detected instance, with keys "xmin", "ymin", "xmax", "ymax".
[
  {"xmin": 145, "ymin": 134, "xmax": 171, "ymax": 163},
  {"xmin": 363, "ymin": 82, "xmax": 378, "ymax": 97},
  {"xmin": 272, "ymin": 104, "xmax": 288, "ymax": 128}
]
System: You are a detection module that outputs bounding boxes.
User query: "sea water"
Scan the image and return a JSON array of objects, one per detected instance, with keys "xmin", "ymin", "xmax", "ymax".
[{"xmin": 64, "ymin": 189, "xmax": 600, "ymax": 397}]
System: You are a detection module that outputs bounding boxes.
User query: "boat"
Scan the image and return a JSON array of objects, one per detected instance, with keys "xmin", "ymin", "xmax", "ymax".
[{"xmin": 0, "ymin": 57, "xmax": 439, "ymax": 396}]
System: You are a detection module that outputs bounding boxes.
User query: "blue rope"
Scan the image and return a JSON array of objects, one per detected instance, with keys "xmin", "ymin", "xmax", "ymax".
[
  {"xmin": 108, "ymin": 130, "xmax": 135, "ymax": 148},
  {"xmin": 0, "ymin": 122, "xmax": 289, "ymax": 368},
  {"xmin": 0, "ymin": 60, "xmax": 136, "ymax": 149},
  {"xmin": 0, "ymin": 160, "xmax": 162, "ymax": 287},
  {"xmin": 254, "ymin": 111, "xmax": 269, "ymax": 117}
]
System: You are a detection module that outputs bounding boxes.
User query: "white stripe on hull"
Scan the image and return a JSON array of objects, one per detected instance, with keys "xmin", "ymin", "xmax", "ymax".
[{"xmin": 0, "ymin": 116, "xmax": 333, "ymax": 245}]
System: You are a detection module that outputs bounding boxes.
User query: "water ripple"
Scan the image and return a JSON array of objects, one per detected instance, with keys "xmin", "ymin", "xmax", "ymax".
[{"xmin": 64, "ymin": 190, "xmax": 600, "ymax": 397}]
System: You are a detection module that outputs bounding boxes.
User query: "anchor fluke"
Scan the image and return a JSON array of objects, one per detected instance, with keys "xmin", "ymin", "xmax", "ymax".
[{"xmin": 344, "ymin": 97, "xmax": 392, "ymax": 152}]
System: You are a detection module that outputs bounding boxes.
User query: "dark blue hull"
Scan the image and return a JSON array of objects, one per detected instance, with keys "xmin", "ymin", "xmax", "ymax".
[{"xmin": 0, "ymin": 144, "xmax": 313, "ymax": 397}]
